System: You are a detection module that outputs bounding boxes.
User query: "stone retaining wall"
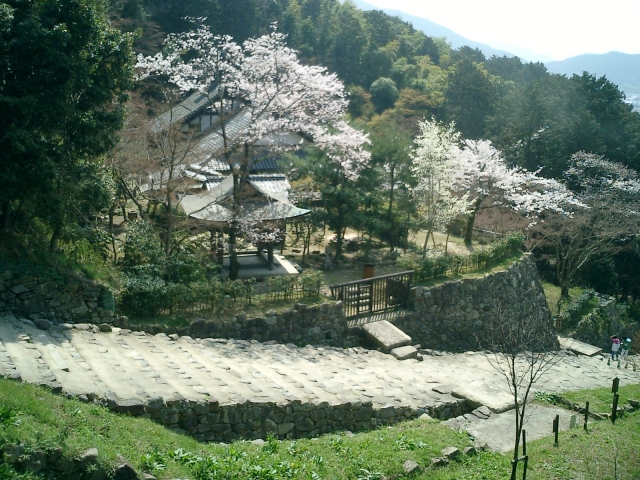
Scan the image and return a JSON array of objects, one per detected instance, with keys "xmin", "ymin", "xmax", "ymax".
[
  {"xmin": 118, "ymin": 301, "xmax": 359, "ymax": 348},
  {"xmin": 105, "ymin": 394, "xmax": 469, "ymax": 443},
  {"xmin": 1, "ymin": 254, "xmax": 554, "ymax": 353},
  {"xmin": 393, "ymin": 254, "xmax": 558, "ymax": 352},
  {"xmin": 0, "ymin": 264, "xmax": 115, "ymax": 324}
]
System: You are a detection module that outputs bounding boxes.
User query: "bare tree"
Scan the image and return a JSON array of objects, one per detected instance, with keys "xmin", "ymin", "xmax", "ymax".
[
  {"xmin": 145, "ymin": 108, "xmax": 200, "ymax": 255},
  {"xmin": 480, "ymin": 305, "xmax": 562, "ymax": 480}
]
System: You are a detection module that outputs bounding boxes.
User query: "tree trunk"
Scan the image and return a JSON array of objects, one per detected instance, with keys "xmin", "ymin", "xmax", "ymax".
[
  {"xmin": 229, "ymin": 222, "xmax": 240, "ymax": 280},
  {"xmin": 49, "ymin": 224, "xmax": 62, "ymax": 254},
  {"xmin": 165, "ymin": 196, "xmax": 173, "ymax": 255},
  {"xmin": 387, "ymin": 166, "xmax": 396, "ymax": 250},
  {"xmin": 110, "ymin": 233, "xmax": 118, "ymax": 265},
  {"xmin": 0, "ymin": 202, "xmax": 10, "ymax": 230},
  {"xmin": 335, "ymin": 228, "xmax": 344, "ymax": 263},
  {"xmin": 302, "ymin": 223, "xmax": 311, "ymax": 265},
  {"xmin": 464, "ymin": 197, "xmax": 484, "ymax": 246},
  {"xmin": 108, "ymin": 204, "xmax": 116, "ymax": 234},
  {"xmin": 422, "ymin": 229, "xmax": 432, "ymax": 259},
  {"xmin": 229, "ymin": 172, "xmax": 242, "ymax": 280}
]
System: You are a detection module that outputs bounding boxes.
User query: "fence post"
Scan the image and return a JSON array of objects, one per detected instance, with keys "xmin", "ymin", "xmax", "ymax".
[
  {"xmin": 584, "ymin": 401, "xmax": 589, "ymax": 431},
  {"xmin": 553, "ymin": 415, "xmax": 559, "ymax": 446},
  {"xmin": 521, "ymin": 429, "xmax": 528, "ymax": 480},
  {"xmin": 612, "ymin": 377, "xmax": 620, "ymax": 394},
  {"xmin": 612, "ymin": 393, "xmax": 619, "ymax": 424}
]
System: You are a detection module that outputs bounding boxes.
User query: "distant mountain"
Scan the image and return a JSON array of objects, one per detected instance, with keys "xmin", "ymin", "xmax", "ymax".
[
  {"xmin": 353, "ymin": 0, "xmax": 515, "ymax": 59},
  {"xmin": 482, "ymin": 40, "xmax": 554, "ymax": 63},
  {"xmin": 546, "ymin": 52, "xmax": 640, "ymax": 98}
]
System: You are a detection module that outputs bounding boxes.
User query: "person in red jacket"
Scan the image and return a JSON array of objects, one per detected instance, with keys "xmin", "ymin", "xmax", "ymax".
[{"xmin": 610, "ymin": 335, "xmax": 621, "ymax": 361}]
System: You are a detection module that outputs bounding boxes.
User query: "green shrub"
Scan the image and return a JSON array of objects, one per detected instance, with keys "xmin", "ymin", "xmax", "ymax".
[
  {"xmin": 119, "ymin": 275, "xmax": 168, "ymax": 317},
  {"xmin": 118, "ymin": 269, "xmax": 325, "ymax": 318},
  {"xmin": 299, "ymin": 270, "xmax": 324, "ymax": 296},
  {"xmin": 398, "ymin": 231, "xmax": 523, "ymax": 282},
  {"xmin": 122, "ymin": 220, "xmax": 165, "ymax": 272},
  {"xmin": 558, "ymin": 289, "xmax": 597, "ymax": 331}
]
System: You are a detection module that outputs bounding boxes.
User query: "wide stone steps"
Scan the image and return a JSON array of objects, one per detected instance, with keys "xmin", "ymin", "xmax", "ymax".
[{"xmin": 1, "ymin": 313, "xmax": 639, "ymax": 441}]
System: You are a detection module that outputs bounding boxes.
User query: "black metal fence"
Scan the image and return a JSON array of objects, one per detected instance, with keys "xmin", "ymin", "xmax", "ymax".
[
  {"xmin": 397, "ymin": 232, "xmax": 524, "ymax": 283},
  {"xmin": 329, "ymin": 271, "xmax": 414, "ymax": 318},
  {"xmin": 118, "ymin": 270, "xmax": 324, "ymax": 318}
]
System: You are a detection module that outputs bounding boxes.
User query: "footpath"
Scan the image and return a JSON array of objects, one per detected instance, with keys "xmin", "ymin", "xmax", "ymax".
[{"xmin": 1, "ymin": 314, "xmax": 638, "ymax": 449}]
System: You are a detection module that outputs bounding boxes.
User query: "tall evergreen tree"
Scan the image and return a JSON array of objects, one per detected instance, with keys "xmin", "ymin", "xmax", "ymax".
[
  {"xmin": 0, "ymin": 0, "xmax": 134, "ymax": 249},
  {"xmin": 332, "ymin": 1, "xmax": 369, "ymax": 86}
]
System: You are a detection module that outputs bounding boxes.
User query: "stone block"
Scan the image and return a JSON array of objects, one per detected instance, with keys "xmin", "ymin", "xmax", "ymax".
[
  {"xmin": 362, "ymin": 321, "xmax": 411, "ymax": 351},
  {"xmin": 441, "ymin": 446, "xmax": 460, "ymax": 460},
  {"xmin": 145, "ymin": 397, "xmax": 164, "ymax": 413},
  {"xmin": 451, "ymin": 384, "xmax": 515, "ymax": 413},
  {"xmin": 403, "ymin": 459, "xmax": 420, "ymax": 474},
  {"xmin": 390, "ymin": 345, "xmax": 418, "ymax": 360},
  {"xmin": 11, "ymin": 284, "xmax": 29, "ymax": 295},
  {"xmin": 76, "ymin": 448, "xmax": 99, "ymax": 469},
  {"xmin": 113, "ymin": 399, "xmax": 145, "ymax": 416},
  {"xmin": 430, "ymin": 457, "xmax": 449, "ymax": 468},
  {"xmin": 113, "ymin": 455, "xmax": 138, "ymax": 480}
]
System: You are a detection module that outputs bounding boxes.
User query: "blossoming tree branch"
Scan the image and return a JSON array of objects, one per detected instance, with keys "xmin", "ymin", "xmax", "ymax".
[{"xmin": 136, "ymin": 22, "xmax": 370, "ymax": 278}]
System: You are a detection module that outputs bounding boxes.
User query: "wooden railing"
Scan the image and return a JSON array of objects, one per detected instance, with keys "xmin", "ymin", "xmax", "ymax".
[{"xmin": 329, "ymin": 271, "xmax": 414, "ymax": 318}]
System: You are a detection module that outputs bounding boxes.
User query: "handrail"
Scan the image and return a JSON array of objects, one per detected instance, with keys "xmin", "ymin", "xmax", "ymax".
[
  {"xmin": 329, "ymin": 271, "xmax": 414, "ymax": 318},
  {"xmin": 328, "ymin": 270, "xmax": 414, "ymax": 288}
]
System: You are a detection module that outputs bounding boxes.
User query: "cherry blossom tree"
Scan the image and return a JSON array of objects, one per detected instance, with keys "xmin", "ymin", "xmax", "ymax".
[
  {"xmin": 530, "ymin": 152, "xmax": 640, "ymax": 300},
  {"xmin": 411, "ymin": 118, "xmax": 469, "ymax": 256},
  {"xmin": 449, "ymin": 139, "xmax": 577, "ymax": 246},
  {"xmin": 137, "ymin": 23, "xmax": 370, "ymax": 278}
]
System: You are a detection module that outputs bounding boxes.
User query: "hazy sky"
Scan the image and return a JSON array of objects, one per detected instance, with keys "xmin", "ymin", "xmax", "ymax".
[{"xmin": 360, "ymin": 0, "xmax": 640, "ymax": 61}]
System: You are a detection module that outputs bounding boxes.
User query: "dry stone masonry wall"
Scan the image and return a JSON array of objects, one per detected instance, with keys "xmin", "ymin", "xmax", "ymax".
[
  {"xmin": 393, "ymin": 254, "xmax": 558, "ymax": 352},
  {"xmin": 116, "ymin": 301, "xmax": 357, "ymax": 348},
  {"xmin": 0, "ymin": 262, "xmax": 114, "ymax": 325},
  {"xmin": 111, "ymin": 395, "xmax": 463, "ymax": 443}
]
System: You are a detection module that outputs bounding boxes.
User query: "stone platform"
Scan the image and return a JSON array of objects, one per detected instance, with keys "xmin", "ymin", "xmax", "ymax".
[
  {"xmin": 1, "ymin": 315, "xmax": 639, "ymax": 443},
  {"xmin": 558, "ymin": 336, "xmax": 603, "ymax": 357}
]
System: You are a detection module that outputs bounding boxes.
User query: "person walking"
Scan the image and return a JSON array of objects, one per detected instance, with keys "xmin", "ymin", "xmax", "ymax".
[
  {"xmin": 620, "ymin": 338, "xmax": 631, "ymax": 361},
  {"xmin": 611, "ymin": 335, "xmax": 621, "ymax": 361}
]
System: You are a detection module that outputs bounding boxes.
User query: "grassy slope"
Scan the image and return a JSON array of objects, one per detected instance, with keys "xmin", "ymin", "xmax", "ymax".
[
  {"xmin": 541, "ymin": 281, "xmax": 584, "ymax": 316},
  {"xmin": 2, "ymin": 378, "xmax": 640, "ymax": 479}
]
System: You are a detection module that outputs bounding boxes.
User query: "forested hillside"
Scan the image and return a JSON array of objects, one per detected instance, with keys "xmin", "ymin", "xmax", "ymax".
[
  {"xmin": 546, "ymin": 52, "xmax": 640, "ymax": 99},
  {"xmin": 4, "ymin": 0, "xmax": 640, "ymax": 309},
  {"xmin": 109, "ymin": 0, "xmax": 640, "ymax": 176}
]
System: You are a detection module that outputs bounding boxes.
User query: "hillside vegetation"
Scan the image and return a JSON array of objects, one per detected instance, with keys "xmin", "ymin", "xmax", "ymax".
[{"xmin": 1, "ymin": 378, "xmax": 639, "ymax": 479}]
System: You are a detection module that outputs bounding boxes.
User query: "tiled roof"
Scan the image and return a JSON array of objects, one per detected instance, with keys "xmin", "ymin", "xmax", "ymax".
[
  {"xmin": 153, "ymin": 89, "xmax": 214, "ymax": 129},
  {"xmin": 247, "ymin": 175, "xmax": 290, "ymax": 203},
  {"xmin": 203, "ymin": 157, "xmax": 280, "ymax": 173},
  {"xmin": 180, "ymin": 174, "xmax": 308, "ymax": 223},
  {"xmin": 186, "ymin": 200, "xmax": 310, "ymax": 223},
  {"xmin": 180, "ymin": 175, "xmax": 234, "ymax": 218},
  {"xmin": 192, "ymin": 107, "xmax": 253, "ymax": 163}
]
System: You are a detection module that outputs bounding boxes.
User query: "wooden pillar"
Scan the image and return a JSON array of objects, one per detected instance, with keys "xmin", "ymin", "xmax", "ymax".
[{"xmin": 268, "ymin": 244, "xmax": 274, "ymax": 267}]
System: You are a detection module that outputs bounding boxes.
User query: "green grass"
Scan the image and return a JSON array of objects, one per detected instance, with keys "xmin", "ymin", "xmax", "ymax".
[
  {"xmin": 3, "ymin": 377, "xmax": 640, "ymax": 479},
  {"xmin": 541, "ymin": 282, "xmax": 585, "ymax": 316},
  {"xmin": 413, "ymin": 251, "xmax": 523, "ymax": 288},
  {"xmin": 560, "ymin": 383, "xmax": 640, "ymax": 415}
]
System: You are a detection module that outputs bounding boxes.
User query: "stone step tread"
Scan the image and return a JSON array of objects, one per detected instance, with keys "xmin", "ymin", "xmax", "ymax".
[
  {"xmin": 362, "ymin": 320, "xmax": 412, "ymax": 351},
  {"xmin": 2, "ymin": 320, "xmax": 640, "ymax": 420},
  {"xmin": 390, "ymin": 345, "xmax": 418, "ymax": 360},
  {"xmin": 558, "ymin": 336, "xmax": 603, "ymax": 356}
]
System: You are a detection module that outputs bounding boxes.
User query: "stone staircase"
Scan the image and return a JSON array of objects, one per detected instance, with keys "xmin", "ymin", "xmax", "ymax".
[{"xmin": 360, "ymin": 317, "xmax": 419, "ymax": 360}]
